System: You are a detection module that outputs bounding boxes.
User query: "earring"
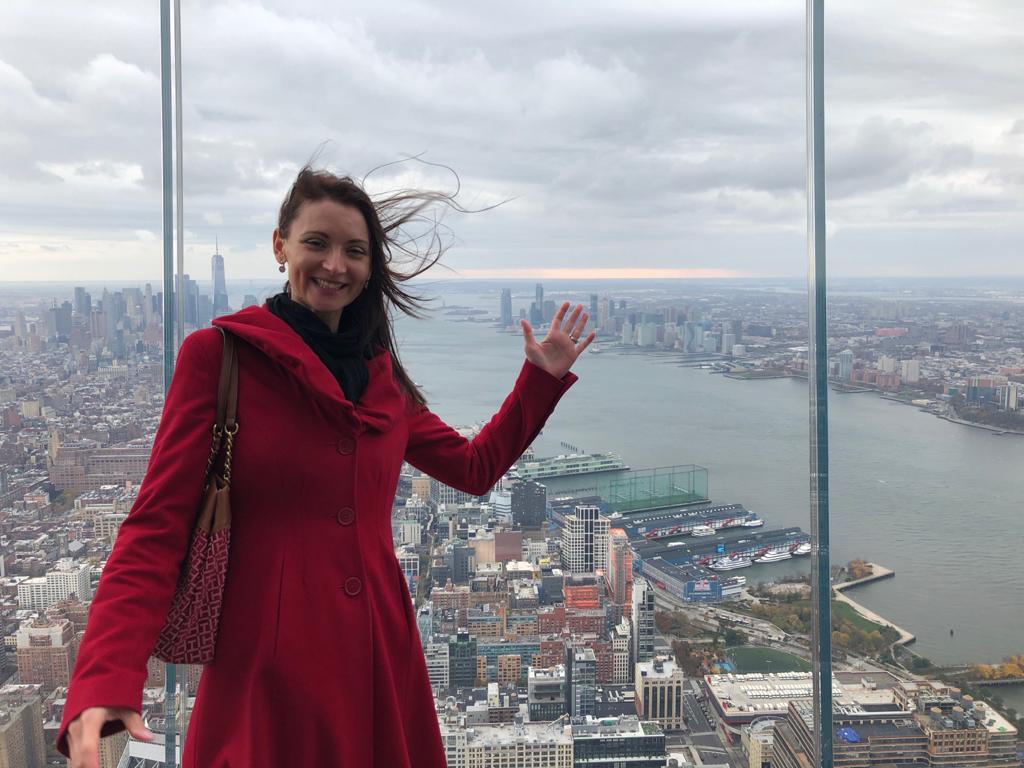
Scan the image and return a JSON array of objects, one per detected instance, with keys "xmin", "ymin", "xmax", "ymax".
[
  {"xmin": 278, "ymin": 263, "xmax": 286, "ymax": 273},
  {"xmin": 363, "ymin": 279, "xmax": 370, "ymax": 291}
]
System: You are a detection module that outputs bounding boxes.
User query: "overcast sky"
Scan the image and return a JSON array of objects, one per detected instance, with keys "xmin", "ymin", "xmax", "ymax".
[{"xmin": 1, "ymin": 0, "xmax": 1021, "ymax": 282}]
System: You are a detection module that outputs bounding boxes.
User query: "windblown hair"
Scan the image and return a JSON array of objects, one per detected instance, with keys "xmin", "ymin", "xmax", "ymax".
[{"xmin": 277, "ymin": 161, "xmax": 468, "ymax": 407}]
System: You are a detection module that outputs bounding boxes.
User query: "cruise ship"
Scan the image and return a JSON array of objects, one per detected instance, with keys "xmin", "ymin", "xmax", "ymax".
[
  {"xmin": 708, "ymin": 555, "xmax": 753, "ymax": 571},
  {"xmin": 625, "ymin": 504, "xmax": 763, "ymax": 541},
  {"xmin": 514, "ymin": 452, "xmax": 628, "ymax": 481},
  {"xmin": 754, "ymin": 548, "xmax": 792, "ymax": 564},
  {"xmin": 792, "ymin": 541, "xmax": 811, "ymax": 556}
]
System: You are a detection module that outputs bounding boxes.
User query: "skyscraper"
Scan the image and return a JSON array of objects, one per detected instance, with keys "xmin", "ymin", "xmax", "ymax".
[
  {"xmin": 500, "ymin": 288, "xmax": 513, "ymax": 327},
  {"xmin": 838, "ymin": 349, "xmax": 855, "ymax": 381},
  {"xmin": 535, "ymin": 283, "xmax": 544, "ymax": 310},
  {"xmin": 212, "ymin": 239, "xmax": 230, "ymax": 316},
  {"xmin": 630, "ymin": 577, "xmax": 655, "ymax": 666},
  {"xmin": 560, "ymin": 504, "xmax": 609, "ymax": 574},
  {"xmin": 606, "ymin": 529, "xmax": 634, "ymax": 617}
]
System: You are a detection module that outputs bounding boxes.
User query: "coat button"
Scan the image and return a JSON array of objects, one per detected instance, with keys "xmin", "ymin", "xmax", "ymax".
[
  {"xmin": 343, "ymin": 576, "xmax": 362, "ymax": 596},
  {"xmin": 337, "ymin": 436, "xmax": 356, "ymax": 454},
  {"xmin": 337, "ymin": 507, "xmax": 356, "ymax": 525}
]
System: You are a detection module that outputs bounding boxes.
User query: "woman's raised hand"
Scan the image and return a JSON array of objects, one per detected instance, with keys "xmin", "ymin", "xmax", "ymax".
[
  {"xmin": 68, "ymin": 707, "xmax": 154, "ymax": 768},
  {"xmin": 520, "ymin": 302, "xmax": 596, "ymax": 380}
]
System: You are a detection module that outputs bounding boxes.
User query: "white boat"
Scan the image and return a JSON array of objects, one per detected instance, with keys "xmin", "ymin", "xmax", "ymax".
[
  {"xmin": 589, "ymin": 344, "xmax": 603, "ymax": 354},
  {"xmin": 741, "ymin": 516, "xmax": 764, "ymax": 528},
  {"xmin": 709, "ymin": 556, "xmax": 753, "ymax": 571},
  {"xmin": 667, "ymin": 541, "xmax": 686, "ymax": 548},
  {"xmin": 792, "ymin": 541, "xmax": 812, "ymax": 556},
  {"xmin": 691, "ymin": 525, "xmax": 716, "ymax": 537},
  {"xmin": 755, "ymin": 549, "xmax": 792, "ymax": 564}
]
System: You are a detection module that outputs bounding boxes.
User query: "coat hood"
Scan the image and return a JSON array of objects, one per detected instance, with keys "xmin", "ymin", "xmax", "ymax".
[{"xmin": 212, "ymin": 304, "xmax": 406, "ymax": 433}]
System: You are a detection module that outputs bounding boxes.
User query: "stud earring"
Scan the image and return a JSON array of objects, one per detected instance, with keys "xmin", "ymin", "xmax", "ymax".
[{"xmin": 278, "ymin": 263, "xmax": 286, "ymax": 273}]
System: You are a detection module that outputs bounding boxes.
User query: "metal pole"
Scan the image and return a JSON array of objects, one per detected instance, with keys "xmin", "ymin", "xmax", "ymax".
[
  {"xmin": 174, "ymin": 0, "xmax": 185, "ymax": 351},
  {"xmin": 161, "ymin": 0, "xmax": 180, "ymax": 763},
  {"xmin": 807, "ymin": 0, "xmax": 833, "ymax": 767}
]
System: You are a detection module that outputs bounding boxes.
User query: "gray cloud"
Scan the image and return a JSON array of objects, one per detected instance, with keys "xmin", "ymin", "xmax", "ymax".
[{"xmin": 0, "ymin": 0, "xmax": 1021, "ymax": 280}]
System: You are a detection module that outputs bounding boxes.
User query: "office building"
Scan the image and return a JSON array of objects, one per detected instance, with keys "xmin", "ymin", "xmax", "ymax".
[
  {"xmin": 571, "ymin": 715, "xmax": 666, "ymax": 768},
  {"xmin": 838, "ymin": 349, "xmax": 855, "ymax": 381},
  {"xmin": 635, "ymin": 656, "xmax": 685, "ymax": 731},
  {"xmin": 211, "ymin": 243, "xmax": 230, "ymax": 316},
  {"xmin": 449, "ymin": 631, "xmax": 478, "ymax": 688},
  {"xmin": 605, "ymin": 528, "xmax": 633, "ymax": 617},
  {"xmin": 15, "ymin": 616, "xmax": 76, "ymax": 688},
  {"xmin": 17, "ymin": 559, "xmax": 91, "ymax": 610},
  {"xmin": 630, "ymin": 577, "xmax": 656, "ymax": 666},
  {"xmin": 560, "ymin": 505, "xmax": 609, "ymax": 574},
  {"xmin": 500, "ymin": 288, "xmax": 513, "ymax": 327},
  {"xmin": 527, "ymin": 665, "xmax": 566, "ymax": 722},
  {"xmin": 567, "ymin": 647, "xmax": 597, "ymax": 717},
  {"xmin": 0, "ymin": 685, "xmax": 46, "ymax": 768},
  {"xmin": 439, "ymin": 715, "xmax": 573, "ymax": 768}
]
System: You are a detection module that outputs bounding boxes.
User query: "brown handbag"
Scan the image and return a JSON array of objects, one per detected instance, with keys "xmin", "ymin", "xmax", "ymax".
[{"xmin": 152, "ymin": 327, "xmax": 238, "ymax": 664}]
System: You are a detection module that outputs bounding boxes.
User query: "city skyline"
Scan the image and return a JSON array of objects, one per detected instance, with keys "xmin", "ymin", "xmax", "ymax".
[{"xmin": 2, "ymin": 1, "xmax": 1023, "ymax": 281}]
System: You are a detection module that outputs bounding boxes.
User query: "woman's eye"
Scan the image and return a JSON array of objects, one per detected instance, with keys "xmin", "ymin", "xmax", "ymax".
[
  {"xmin": 304, "ymin": 239, "xmax": 324, "ymax": 248},
  {"xmin": 349, "ymin": 249, "xmax": 366, "ymax": 257}
]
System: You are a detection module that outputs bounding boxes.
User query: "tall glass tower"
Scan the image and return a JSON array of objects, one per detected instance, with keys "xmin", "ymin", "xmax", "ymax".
[{"xmin": 211, "ymin": 238, "xmax": 229, "ymax": 316}]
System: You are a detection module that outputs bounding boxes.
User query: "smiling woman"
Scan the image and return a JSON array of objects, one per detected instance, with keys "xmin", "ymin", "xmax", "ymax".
[{"xmin": 55, "ymin": 163, "xmax": 595, "ymax": 768}]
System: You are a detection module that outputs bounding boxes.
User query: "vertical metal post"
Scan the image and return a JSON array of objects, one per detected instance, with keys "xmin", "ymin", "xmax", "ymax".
[
  {"xmin": 807, "ymin": 1, "xmax": 833, "ymax": 767},
  {"xmin": 160, "ymin": 0, "xmax": 180, "ymax": 764},
  {"xmin": 174, "ymin": 0, "xmax": 185, "ymax": 350}
]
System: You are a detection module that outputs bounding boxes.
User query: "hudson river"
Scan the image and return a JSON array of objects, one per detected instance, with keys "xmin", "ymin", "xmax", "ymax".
[{"xmin": 393, "ymin": 288, "xmax": 1024, "ymax": 694}]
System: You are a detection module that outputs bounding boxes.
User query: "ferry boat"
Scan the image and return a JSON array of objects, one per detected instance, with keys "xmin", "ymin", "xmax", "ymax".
[
  {"xmin": 754, "ymin": 548, "xmax": 792, "ymax": 564},
  {"xmin": 792, "ymin": 541, "xmax": 812, "ymax": 556},
  {"xmin": 691, "ymin": 525, "xmax": 716, "ymax": 537},
  {"xmin": 741, "ymin": 515, "xmax": 765, "ymax": 528},
  {"xmin": 515, "ymin": 452, "xmax": 628, "ymax": 481},
  {"xmin": 708, "ymin": 555, "xmax": 753, "ymax": 571}
]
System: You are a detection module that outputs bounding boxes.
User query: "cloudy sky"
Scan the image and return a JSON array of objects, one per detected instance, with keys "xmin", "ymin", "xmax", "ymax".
[{"xmin": 1, "ymin": 0, "xmax": 1021, "ymax": 281}]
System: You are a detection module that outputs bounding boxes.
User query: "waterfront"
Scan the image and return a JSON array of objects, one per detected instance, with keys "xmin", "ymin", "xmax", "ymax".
[{"xmin": 393, "ymin": 290, "xmax": 1024, "ymax": 674}]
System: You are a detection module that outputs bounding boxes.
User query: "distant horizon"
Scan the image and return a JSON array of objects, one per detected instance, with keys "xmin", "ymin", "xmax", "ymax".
[{"xmin": 3, "ymin": 273, "xmax": 1024, "ymax": 286}]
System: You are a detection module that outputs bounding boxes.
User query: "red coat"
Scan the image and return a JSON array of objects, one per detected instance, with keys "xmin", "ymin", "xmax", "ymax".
[{"xmin": 57, "ymin": 304, "xmax": 578, "ymax": 766}]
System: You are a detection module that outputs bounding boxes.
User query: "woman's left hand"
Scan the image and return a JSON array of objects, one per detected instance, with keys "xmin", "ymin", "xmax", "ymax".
[{"xmin": 521, "ymin": 302, "xmax": 596, "ymax": 380}]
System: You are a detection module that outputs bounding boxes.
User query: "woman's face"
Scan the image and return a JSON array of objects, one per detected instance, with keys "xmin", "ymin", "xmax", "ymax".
[{"xmin": 272, "ymin": 199, "xmax": 372, "ymax": 332}]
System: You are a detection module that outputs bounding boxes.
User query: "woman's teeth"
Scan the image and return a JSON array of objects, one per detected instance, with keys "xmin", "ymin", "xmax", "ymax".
[{"xmin": 312, "ymin": 277, "xmax": 346, "ymax": 291}]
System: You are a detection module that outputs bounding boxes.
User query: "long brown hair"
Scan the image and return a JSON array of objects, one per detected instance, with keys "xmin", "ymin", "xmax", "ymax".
[{"xmin": 277, "ymin": 163, "xmax": 464, "ymax": 407}]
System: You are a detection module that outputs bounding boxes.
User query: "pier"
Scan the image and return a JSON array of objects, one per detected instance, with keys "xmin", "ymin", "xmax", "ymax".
[{"xmin": 832, "ymin": 564, "xmax": 915, "ymax": 647}]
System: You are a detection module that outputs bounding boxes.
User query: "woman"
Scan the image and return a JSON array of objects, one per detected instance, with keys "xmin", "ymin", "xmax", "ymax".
[{"xmin": 57, "ymin": 166, "xmax": 595, "ymax": 767}]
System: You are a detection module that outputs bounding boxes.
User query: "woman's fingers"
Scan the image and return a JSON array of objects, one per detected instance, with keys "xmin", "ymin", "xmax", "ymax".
[
  {"xmin": 120, "ymin": 711, "xmax": 154, "ymax": 742},
  {"xmin": 520, "ymin": 319, "xmax": 536, "ymax": 347},
  {"xmin": 69, "ymin": 714, "xmax": 101, "ymax": 768},
  {"xmin": 570, "ymin": 311, "xmax": 589, "ymax": 341},
  {"xmin": 561, "ymin": 304, "xmax": 582, "ymax": 335},
  {"xmin": 552, "ymin": 301, "xmax": 571, "ymax": 332},
  {"xmin": 575, "ymin": 330, "xmax": 597, "ymax": 354}
]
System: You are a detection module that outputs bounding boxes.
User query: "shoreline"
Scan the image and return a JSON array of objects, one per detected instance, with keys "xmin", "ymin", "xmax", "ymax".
[{"xmin": 831, "ymin": 564, "xmax": 916, "ymax": 648}]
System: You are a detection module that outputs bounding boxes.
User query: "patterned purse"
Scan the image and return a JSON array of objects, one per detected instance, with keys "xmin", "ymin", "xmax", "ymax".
[{"xmin": 152, "ymin": 327, "xmax": 239, "ymax": 664}]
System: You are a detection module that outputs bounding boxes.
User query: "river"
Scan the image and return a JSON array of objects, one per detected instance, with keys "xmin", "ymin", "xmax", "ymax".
[{"xmin": 391, "ymin": 288, "xmax": 1024, "ymax": 682}]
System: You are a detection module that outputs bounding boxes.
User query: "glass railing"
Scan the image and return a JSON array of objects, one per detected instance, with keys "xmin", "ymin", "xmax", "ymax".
[{"xmin": 6, "ymin": 2, "xmax": 1022, "ymax": 767}]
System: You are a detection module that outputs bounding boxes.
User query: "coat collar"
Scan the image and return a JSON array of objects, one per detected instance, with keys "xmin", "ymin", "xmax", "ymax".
[{"xmin": 212, "ymin": 304, "xmax": 404, "ymax": 433}]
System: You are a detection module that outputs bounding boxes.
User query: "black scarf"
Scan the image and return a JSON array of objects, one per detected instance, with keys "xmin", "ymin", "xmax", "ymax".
[{"xmin": 266, "ymin": 292, "xmax": 371, "ymax": 404}]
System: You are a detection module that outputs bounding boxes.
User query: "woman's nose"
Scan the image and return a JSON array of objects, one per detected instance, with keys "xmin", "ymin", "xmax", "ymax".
[{"xmin": 322, "ymin": 246, "xmax": 348, "ymax": 272}]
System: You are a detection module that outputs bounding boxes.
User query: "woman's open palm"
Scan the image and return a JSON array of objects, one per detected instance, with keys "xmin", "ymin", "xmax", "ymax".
[{"xmin": 521, "ymin": 302, "xmax": 596, "ymax": 380}]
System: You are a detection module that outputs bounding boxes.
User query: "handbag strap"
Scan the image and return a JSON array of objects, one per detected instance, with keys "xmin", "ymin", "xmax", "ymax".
[{"xmin": 215, "ymin": 327, "xmax": 238, "ymax": 431}]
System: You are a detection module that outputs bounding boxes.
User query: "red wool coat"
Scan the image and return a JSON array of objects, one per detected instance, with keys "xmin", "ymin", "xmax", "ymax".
[{"xmin": 57, "ymin": 304, "xmax": 578, "ymax": 767}]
